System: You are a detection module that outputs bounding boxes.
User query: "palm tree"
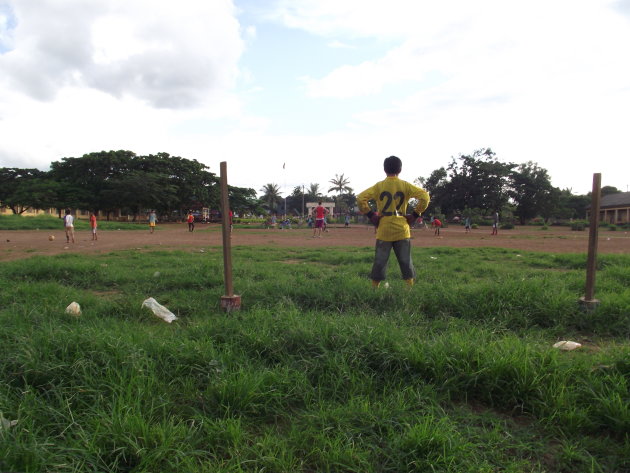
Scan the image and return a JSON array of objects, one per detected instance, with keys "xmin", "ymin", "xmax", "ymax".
[
  {"xmin": 306, "ymin": 183, "xmax": 322, "ymax": 201},
  {"xmin": 328, "ymin": 173, "xmax": 353, "ymax": 196},
  {"xmin": 259, "ymin": 183, "xmax": 282, "ymax": 212}
]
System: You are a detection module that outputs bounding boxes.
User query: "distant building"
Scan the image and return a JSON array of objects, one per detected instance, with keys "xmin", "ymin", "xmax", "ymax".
[
  {"xmin": 586, "ymin": 192, "xmax": 630, "ymax": 224},
  {"xmin": 306, "ymin": 202, "xmax": 335, "ymax": 218}
]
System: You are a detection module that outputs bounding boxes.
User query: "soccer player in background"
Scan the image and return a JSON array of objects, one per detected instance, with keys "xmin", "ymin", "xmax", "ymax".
[
  {"xmin": 312, "ymin": 201, "xmax": 328, "ymax": 238},
  {"xmin": 357, "ymin": 156, "xmax": 430, "ymax": 287}
]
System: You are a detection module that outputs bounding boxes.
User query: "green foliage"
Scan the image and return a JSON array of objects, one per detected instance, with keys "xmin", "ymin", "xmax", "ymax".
[
  {"xmin": 259, "ymin": 183, "xmax": 283, "ymax": 213},
  {"xmin": 571, "ymin": 221, "xmax": 587, "ymax": 231},
  {"xmin": 0, "ymin": 168, "xmax": 58, "ymax": 214},
  {"xmin": 1, "ymin": 247, "xmax": 629, "ymax": 472},
  {"xmin": 1, "ymin": 151, "xmax": 257, "ymax": 219},
  {"xmin": 418, "ymin": 148, "xmax": 515, "ymax": 217},
  {"xmin": 510, "ymin": 161, "xmax": 558, "ymax": 224}
]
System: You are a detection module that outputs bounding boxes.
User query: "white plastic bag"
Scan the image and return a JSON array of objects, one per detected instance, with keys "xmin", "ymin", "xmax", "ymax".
[
  {"xmin": 0, "ymin": 413, "xmax": 17, "ymax": 431},
  {"xmin": 65, "ymin": 302, "xmax": 81, "ymax": 316},
  {"xmin": 141, "ymin": 297, "xmax": 178, "ymax": 323},
  {"xmin": 553, "ymin": 340, "xmax": 582, "ymax": 351}
]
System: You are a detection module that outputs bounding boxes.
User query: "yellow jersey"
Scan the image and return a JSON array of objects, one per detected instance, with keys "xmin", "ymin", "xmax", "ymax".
[{"xmin": 357, "ymin": 176, "xmax": 430, "ymax": 241}]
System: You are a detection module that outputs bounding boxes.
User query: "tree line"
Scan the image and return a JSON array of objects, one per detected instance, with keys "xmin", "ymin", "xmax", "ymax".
[
  {"xmin": 260, "ymin": 149, "xmax": 620, "ymax": 224},
  {"xmin": 1, "ymin": 148, "xmax": 618, "ymax": 223},
  {"xmin": 415, "ymin": 148, "xmax": 622, "ymax": 224},
  {"xmin": 0, "ymin": 150, "xmax": 260, "ymax": 220}
]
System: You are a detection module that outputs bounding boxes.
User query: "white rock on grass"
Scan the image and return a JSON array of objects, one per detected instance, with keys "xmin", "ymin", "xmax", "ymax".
[
  {"xmin": 65, "ymin": 302, "xmax": 81, "ymax": 316},
  {"xmin": 553, "ymin": 340, "xmax": 582, "ymax": 351}
]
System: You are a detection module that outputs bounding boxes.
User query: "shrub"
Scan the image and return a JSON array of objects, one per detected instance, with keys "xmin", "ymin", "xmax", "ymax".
[
  {"xmin": 500, "ymin": 223, "xmax": 514, "ymax": 230},
  {"xmin": 609, "ymin": 224, "xmax": 618, "ymax": 231},
  {"xmin": 571, "ymin": 221, "xmax": 587, "ymax": 231}
]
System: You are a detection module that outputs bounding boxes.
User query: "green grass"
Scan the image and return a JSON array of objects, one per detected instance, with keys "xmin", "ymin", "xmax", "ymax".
[{"xmin": 1, "ymin": 246, "xmax": 629, "ymax": 472}]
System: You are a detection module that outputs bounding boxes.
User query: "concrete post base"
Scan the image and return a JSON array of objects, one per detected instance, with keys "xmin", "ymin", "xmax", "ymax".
[
  {"xmin": 578, "ymin": 296, "xmax": 600, "ymax": 312},
  {"xmin": 221, "ymin": 295, "xmax": 242, "ymax": 312}
]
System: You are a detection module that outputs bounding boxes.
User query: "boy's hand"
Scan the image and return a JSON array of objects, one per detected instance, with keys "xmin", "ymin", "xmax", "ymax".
[
  {"xmin": 366, "ymin": 211, "xmax": 381, "ymax": 227},
  {"xmin": 405, "ymin": 212, "xmax": 420, "ymax": 226}
]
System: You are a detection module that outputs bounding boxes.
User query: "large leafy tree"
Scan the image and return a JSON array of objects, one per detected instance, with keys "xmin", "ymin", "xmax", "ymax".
[
  {"xmin": 554, "ymin": 189, "xmax": 590, "ymax": 220},
  {"xmin": 415, "ymin": 168, "xmax": 447, "ymax": 215},
  {"xmin": 600, "ymin": 186, "xmax": 621, "ymax": 196},
  {"xmin": 50, "ymin": 150, "xmax": 136, "ymax": 216},
  {"xmin": 416, "ymin": 148, "xmax": 515, "ymax": 216},
  {"xmin": 49, "ymin": 150, "xmax": 219, "ymax": 219},
  {"xmin": 133, "ymin": 153, "xmax": 219, "ymax": 216},
  {"xmin": 284, "ymin": 186, "xmax": 306, "ymax": 216},
  {"xmin": 228, "ymin": 186, "xmax": 261, "ymax": 215},
  {"xmin": 0, "ymin": 168, "xmax": 59, "ymax": 214},
  {"xmin": 259, "ymin": 183, "xmax": 282, "ymax": 212},
  {"xmin": 510, "ymin": 161, "xmax": 558, "ymax": 224}
]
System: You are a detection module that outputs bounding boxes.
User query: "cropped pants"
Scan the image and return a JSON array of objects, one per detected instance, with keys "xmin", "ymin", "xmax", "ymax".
[{"xmin": 370, "ymin": 239, "xmax": 415, "ymax": 281}]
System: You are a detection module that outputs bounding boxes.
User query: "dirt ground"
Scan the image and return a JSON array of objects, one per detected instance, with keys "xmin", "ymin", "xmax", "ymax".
[{"xmin": 1, "ymin": 223, "xmax": 629, "ymax": 262}]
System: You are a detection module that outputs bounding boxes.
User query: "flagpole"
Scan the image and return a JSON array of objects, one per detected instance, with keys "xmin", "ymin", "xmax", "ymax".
[{"xmin": 283, "ymin": 162, "xmax": 287, "ymax": 218}]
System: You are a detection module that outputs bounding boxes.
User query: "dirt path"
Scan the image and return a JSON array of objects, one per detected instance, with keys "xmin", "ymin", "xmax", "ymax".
[{"xmin": 1, "ymin": 224, "xmax": 629, "ymax": 261}]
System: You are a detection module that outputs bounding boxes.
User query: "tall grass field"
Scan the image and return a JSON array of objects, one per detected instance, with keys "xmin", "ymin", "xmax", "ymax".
[{"xmin": 1, "ymin": 245, "xmax": 629, "ymax": 472}]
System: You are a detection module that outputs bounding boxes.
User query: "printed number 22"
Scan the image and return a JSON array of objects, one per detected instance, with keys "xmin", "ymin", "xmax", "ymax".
[{"xmin": 379, "ymin": 191, "xmax": 404, "ymax": 216}]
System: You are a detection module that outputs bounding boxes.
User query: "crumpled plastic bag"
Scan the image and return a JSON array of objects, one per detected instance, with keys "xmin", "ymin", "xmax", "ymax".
[
  {"xmin": 65, "ymin": 302, "xmax": 81, "ymax": 316},
  {"xmin": 0, "ymin": 413, "xmax": 17, "ymax": 431},
  {"xmin": 141, "ymin": 297, "xmax": 178, "ymax": 323},
  {"xmin": 553, "ymin": 340, "xmax": 582, "ymax": 351}
]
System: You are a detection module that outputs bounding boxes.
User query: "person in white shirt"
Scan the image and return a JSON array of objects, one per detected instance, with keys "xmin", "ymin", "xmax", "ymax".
[{"xmin": 63, "ymin": 209, "xmax": 75, "ymax": 243}]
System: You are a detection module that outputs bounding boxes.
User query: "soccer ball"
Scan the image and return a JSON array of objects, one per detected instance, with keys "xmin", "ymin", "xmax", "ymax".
[{"xmin": 48, "ymin": 235, "xmax": 55, "ymax": 241}]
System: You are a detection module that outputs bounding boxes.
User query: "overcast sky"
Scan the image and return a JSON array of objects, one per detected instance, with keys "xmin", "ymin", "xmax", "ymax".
[{"xmin": 1, "ymin": 0, "xmax": 629, "ymax": 198}]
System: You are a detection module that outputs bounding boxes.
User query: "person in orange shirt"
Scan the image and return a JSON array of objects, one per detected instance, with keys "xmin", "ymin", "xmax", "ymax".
[
  {"xmin": 187, "ymin": 211, "xmax": 195, "ymax": 232},
  {"xmin": 89, "ymin": 212, "xmax": 98, "ymax": 241},
  {"xmin": 357, "ymin": 156, "xmax": 430, "ymax": 287}
]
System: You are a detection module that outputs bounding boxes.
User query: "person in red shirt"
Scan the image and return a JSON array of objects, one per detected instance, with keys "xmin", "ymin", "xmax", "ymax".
[
  {"xmin": 432, "ymin": 217, "xmax": 442, "ymax": 236},
  {"xmin": 312, "ymin": 201, "xmax": 328, "ymax": 238},
  {"xmin": 187, "ymin": 211, "xmax": 195, "ymax": 232}
]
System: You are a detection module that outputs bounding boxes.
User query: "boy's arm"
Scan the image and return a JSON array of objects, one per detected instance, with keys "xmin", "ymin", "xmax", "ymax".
[
  {"xmin": 357, "ymin": 185, "xmax": 381, "ymax": 226},
  {"xmin": 357, "ymin": 185, "xmax": 376, "ymax": 214},
  {"xmin": 409, "ymin": 184, "xmax": 430, "ymax": 215}
]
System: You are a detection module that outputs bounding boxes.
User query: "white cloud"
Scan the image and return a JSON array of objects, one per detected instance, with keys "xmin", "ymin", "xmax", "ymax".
[
  {"xmin": 0, "ymin": 0, "xmax": 244, "ymax": 108},
  {"xmin": 1, "ymin": 0, "xmax": 629, "ymax": 198},
  {"xmin": 327, "ymin": 40, "xmax": 355, "ymax": 49}
]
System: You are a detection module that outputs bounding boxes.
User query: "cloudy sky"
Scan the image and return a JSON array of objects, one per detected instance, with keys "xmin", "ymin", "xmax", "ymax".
[{"xmin": 1, "ymin": 0, "xmax": 629, "ymax": 198}]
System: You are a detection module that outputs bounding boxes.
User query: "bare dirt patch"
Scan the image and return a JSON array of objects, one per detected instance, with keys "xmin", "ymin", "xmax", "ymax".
[{"xmin": 1, "ymin": 224, "xmax": 628, "ymax": 262}]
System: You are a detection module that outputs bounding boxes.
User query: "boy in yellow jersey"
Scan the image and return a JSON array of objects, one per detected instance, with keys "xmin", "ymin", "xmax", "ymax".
[{"xmin": 357, "ymin": 156, "xmax": 430, "ymax": 287}]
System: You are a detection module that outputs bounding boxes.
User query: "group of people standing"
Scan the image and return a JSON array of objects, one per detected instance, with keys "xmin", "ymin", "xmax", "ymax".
[{"xmin": 62, "ymin": 209, "xmax": 98, "ymax": 243}]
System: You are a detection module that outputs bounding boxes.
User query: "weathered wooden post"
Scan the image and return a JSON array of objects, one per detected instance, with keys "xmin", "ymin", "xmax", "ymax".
[
  {"xmin": 219, "ymin": 161, "xmax": 241, "ymax": 312},
  {"xmin": 579, "ymin": 173, "xmax": 601, "ymax": 311}
]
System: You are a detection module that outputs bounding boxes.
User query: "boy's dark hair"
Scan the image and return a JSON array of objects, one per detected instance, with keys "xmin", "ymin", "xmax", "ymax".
[
  {"xmin": 318, "ymin": 201, "xmax": 322, "ymax": 205},
  {"xmin": 384, "ymin": 156, "xmax": 402, "ymax": 175}
]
